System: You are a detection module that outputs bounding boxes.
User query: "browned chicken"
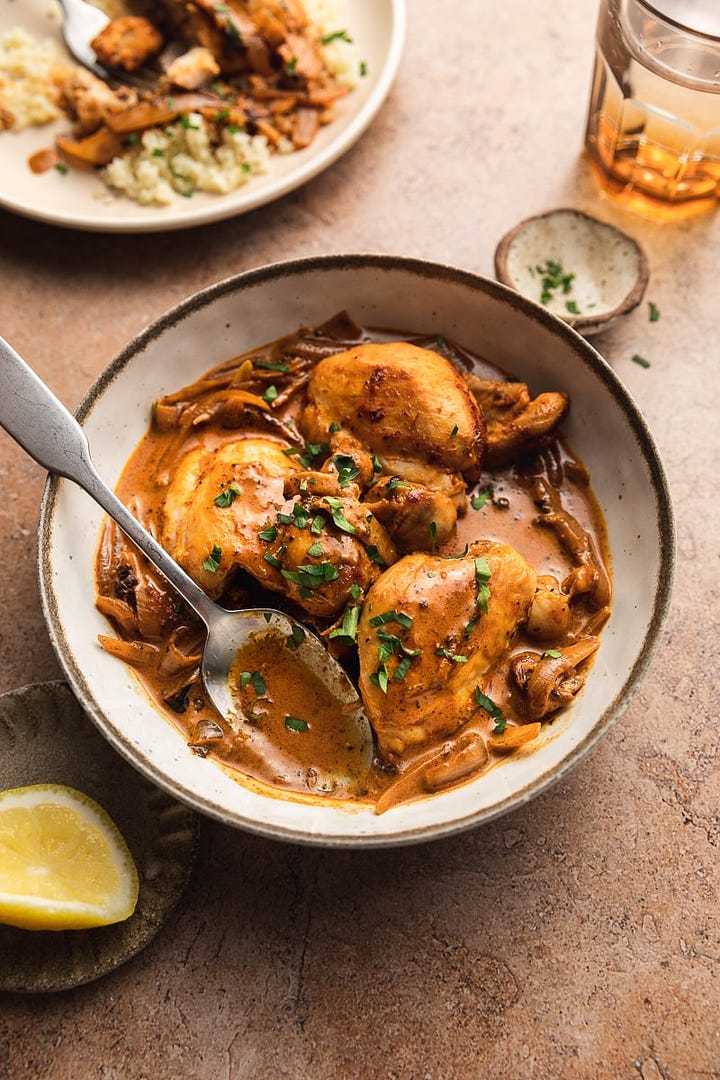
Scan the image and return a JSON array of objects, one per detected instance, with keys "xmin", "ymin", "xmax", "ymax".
[
  {"xmin": 61, "ymin": 68, "xmax": 138, "ymax": 135},
  {"xmin": 259, "ymin": 491, "xmax": 397, "ymax": 619},
  {"xmin": 464, "ymin": 374, "xmax": 568, "ymax": 467},
  {"xmin": 163, "ymin": 46, "xmax": 220, "ymax": 90},
  {"xmin": 357, "ymin": 540, "xmax": 537, "ymax": 760},
  {"xmin": 91, "ymin": 16, "xmax": 164, "ymax": 73},
  {"xmin": 159, "ymin": 436, "xmax": 302, "ymax": 599},
  {"xmin": 301, "ymin": 341, "xmax": 486, "ymax": 550},
  {"xmin": 303, "ymin": 342, "xmax": 486, "ymax": 484}
]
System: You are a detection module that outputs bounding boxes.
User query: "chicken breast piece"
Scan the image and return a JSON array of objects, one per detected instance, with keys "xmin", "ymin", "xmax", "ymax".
[
  {"xmin": 357, "ymin": 540, "xmax": 537, "ymax": 759},
  {"xmin": 91, "ymin": 17, "xmax": 164, "ymax": 73},
  {"xmin": 160, "ymin": 437, "xmax": 301, "ymax": 599},
  {"xmin": 301, "ymin": 342, "xmax": 486, "ymax": 485}
]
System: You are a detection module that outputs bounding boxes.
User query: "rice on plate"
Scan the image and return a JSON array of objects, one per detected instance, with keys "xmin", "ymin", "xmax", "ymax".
[{"xmin": 0, "ymin": 0, "xmax": 362, "ymax": 206}]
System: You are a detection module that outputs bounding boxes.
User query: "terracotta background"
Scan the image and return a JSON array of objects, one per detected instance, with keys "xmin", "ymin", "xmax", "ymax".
[{"xmin": 1, "ymin": 1, "xmax": 719, "ymax": 1077}]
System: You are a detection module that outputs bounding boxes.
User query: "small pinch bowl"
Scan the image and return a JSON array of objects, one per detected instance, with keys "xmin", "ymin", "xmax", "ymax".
[
  {"xmin": 495, "ymin": 208, "xmax": 649, "ymax": 336},
  {"xmin": 39, "ymin": 255, "xmax": 674, "ymax": 847}
]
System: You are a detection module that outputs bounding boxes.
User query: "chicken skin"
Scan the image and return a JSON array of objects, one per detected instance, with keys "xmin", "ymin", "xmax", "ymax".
[
  {"xmin": 160, "ymin": 436, "xmax": 301, "ymax": 599},
  {"xmin": 301, "ymin": 342, "xmax": 486, "ymax": 487},
  {"xmin": 259, "ymin": 491, "xmax": 397, "ymax": 618},
  {"xmin": 357, "ymin": 540, "xmax": 537, "ymax": 760}
]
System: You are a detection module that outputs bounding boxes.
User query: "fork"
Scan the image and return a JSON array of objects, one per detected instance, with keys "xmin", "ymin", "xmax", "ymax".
[{"xmin": 57, "ymin": 0, "xmax": 160, "ymax": 91}]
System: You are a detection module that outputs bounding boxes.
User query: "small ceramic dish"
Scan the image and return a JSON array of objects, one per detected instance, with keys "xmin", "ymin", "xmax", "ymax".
[
  {"xmin": 0, "ymin": 681, "xmax": 199, "ymax": 992},
  {"xmin": 494, "ymin": 208, "xmax": 649, "ymax": 336},
  {"xmin": 38, "ymin": 254, "xmax": 674, "ymax": 847}
]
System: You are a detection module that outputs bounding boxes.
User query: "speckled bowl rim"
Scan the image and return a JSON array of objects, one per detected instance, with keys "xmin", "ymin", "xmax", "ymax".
[
  {"xmin": 494, "ymin": 208, "xmax": 650, "ymax": 335},
  {"xmin": 38, "ymin": 254, "xmax": 675, "ymax": 847}
]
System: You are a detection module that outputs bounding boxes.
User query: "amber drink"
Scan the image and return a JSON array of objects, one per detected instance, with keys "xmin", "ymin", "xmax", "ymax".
[{"xmin": 585, "ymin": 0, "xmax": 720, "ymax": 220}]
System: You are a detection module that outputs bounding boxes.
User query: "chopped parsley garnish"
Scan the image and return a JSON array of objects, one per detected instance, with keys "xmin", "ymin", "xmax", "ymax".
[
  {"xmin": 214, "ymin": 482, "xmax": 242, "ymax": 507},
  {"xmin": 324, "ymin": 497, "xmax": 357, "ymax": 534},
  {"xmin": 285, "ymin": 57, "xmax": 298, "ymax": 74},
  {"xmin": 322, "ymin": 29, "xmax": 353, "ymax": 44},
  {"xmin": 648, "ymin": 301, "xmax": 660, "ymax": 322},
  {"xmin": 332, "ymin": 454, "xmax": 361, "ymax": 488},
  {"xmin": 262, "ymin": 384, "xmax": 278, "ymax": 404},
  {"xmin": 214, "ymin": 107, "xmax": 231, "ymax": 123},
  {"xmin": 370, "ymin": 665, "xmax": 389, "ymax": 693},
  {"xmin": 367, "ymin": 609, "xmax": 420, "ymax": 692},
  {"xmin": 310, "ymin": 514, "xmax": 325, "ymax": 536},
  {"xmin": 429, "ymin": 520, "xmax": 437, "ymax": 553},
  {"xmin": 253, "ymin": 358, "xmax": 289, "ymax": 372},
  {"xmin": 328, "ymin": 603, "xmax": 360, "ymax": 643},
  {"xmin": 371, "ymin": 455, "xmax": 383, "ymax": 474},
  {"xmin": 535, "ymin": 260, "xmax": 576, "ymax": 305},
  {"xmin": 281, "ymin": 562, "xmax": 339, "ymax": 589},
  {"xmin": 474, "ymin": 686, "xmax": 506, "ymax": 734},
  {"xmin": 240, "ymin": 669, "xmax": 266, "ymax": 696},
  {"xmin": 292, "ymin": 502, "xmax": 310, "ymax": 527},
  {"xmin": 632, "ymin": 353, "xmax": 651, "ymax": 368},
  {"xmin": 202, "ymin": 544, "xmax": 222, "ymax": 573},
  {"xmin": 349, "ymin": 584, "xmax": 362, "ymax": 601},
  {"xmin": 258, "ymin": 525, "xmax": 278, "ymax": 542},
  {"xmin": 365, "ymin": 545, "xmax": 385, "ymax": 565},
  {"xmin": 263, "ymin": 552, "xmax": 282, "ymax": 569},
  {"xmin": 542, "ymin": 648, "xmax": 562, "ymax": 658},
  {"xmin": 285, "ymin": 715, "xmax": 309, "ymax": 732},
  {"xmin": 359, "ymin": 60, "xmax": 367, "ymax": 76},
  {"xmin": 55, "ymin": 162, "xmax": 69, "ymax": 175},
  {"xmin": 450, "ymin": 424, "xmax": 459, "ymax": 438},
  {"xmin": 180, "ymin": 113, "xmax": 200, "ymax": 130},
  {"xmin": 283, "ymin": 441, "xmax": 329, "ymax": 468},
  {"xmin": 287, "ymin": 625, "xmax": 306, "ymax": 650},
  {"xmin": 369, "ymin": 610, "xmax": 413, "ymax": 629},
  {"xmin": 393, "ymin": 656, "xmax": 412, "ymax": 681},
  {"xmin": 443, "ymin": 543, "xmax": 469, "ymax": 560},
  {"xmin": 434, "ymin": 647, "xmax": 468, "ymax": 663},
  {"xmin": 328, "ymin": 422, "xmax": 341, "ymax": 433},
  {"xmin": 152, "ymin": 148, "xmax": 165, "ymax": 158},
  {"xmin": 474, "ymin": 556, "xmax": 491, "ymax": 614},
  {"xmin": 307, "ymin": 541, "xmax": 324, "ymax": 557},
  {"xmin": 565, "ymin": 300, "xmax": 581, "ymax": 315},
  {"xmin": 471, "ymin": 487, "xmax": 493, "ymax": 511},
  {"xmin": 387, "ymin": 477, "xmax": 410, "ymax": 491}
]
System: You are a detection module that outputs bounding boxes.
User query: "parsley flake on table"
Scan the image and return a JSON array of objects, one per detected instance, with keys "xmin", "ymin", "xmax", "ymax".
[{"xmin": 648, "ymin": 301, "xmax": 660, "ymax": 322}]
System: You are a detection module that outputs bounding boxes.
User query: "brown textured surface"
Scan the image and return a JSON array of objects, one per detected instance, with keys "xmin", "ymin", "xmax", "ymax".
[{"xmin": 0, "ymin": 1, "xmax": 718, "ymax": 1076}]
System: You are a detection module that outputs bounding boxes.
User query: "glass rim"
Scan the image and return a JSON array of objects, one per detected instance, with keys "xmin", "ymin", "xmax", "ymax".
[{"xmin": 634, "ymin": 0, "xmax": 720, "ymax": 42}]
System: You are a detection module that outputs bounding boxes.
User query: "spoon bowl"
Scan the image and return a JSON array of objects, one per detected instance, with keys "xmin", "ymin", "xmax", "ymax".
[{"xmin": 0, "ymin": 336, "xmax": 372, "ymax": 779}]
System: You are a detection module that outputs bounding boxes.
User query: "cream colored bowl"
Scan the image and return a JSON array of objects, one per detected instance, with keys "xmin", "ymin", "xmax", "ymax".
[{"xmin": 39, "ymin": 256, "xmax": 674, "ymax": 846}]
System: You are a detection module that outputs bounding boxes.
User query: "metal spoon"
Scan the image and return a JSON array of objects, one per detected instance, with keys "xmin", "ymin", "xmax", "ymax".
[{"xmin": 0, "ymin": 337, "xmax": 372, "ymax": 766}]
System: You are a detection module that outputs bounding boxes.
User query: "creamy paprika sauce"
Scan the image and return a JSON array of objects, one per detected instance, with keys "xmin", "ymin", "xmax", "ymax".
[{"xmin": 95, "ymin": 313, "xmax": 611, "ymax": 813}]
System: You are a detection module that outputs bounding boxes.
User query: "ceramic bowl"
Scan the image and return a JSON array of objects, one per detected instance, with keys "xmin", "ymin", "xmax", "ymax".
[
  {"xmin": 38, "ymin": 255, "xmax": 674, "ymax": 847},
  {"xmin": 494, "ymin": 208, "xmax": 649, "ymax": 336}
]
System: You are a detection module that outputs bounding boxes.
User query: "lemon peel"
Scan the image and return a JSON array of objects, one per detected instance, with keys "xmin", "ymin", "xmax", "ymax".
[{"xmin": 0, "ymin": 784, "xmax": 139, "ymax": 931}]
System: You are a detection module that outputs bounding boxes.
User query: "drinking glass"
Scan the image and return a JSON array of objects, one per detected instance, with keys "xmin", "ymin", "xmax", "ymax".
[{"xmin": 584, "ymin": 0, "xmax": 720, "ymax": 220}]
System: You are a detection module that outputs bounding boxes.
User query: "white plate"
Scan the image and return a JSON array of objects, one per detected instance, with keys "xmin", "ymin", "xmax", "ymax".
[
  {"xmin": 39, "ymin": 255, "xmax": 675, "ymax": 846},
  {"xmin": 0, "ymin": 0, "xmax": 405, "ymax": 232}
]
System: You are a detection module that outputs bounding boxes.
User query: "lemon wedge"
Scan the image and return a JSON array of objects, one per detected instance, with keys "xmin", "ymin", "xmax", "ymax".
[{"xmin": 0, "ymin": 784, "xmax": 139, "ymax": 931}]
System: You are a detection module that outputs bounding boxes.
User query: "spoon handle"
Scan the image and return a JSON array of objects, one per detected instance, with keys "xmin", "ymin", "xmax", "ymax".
[{"xmin": 0, "ymin": 336, "xmax": 217, "ymax": 625}]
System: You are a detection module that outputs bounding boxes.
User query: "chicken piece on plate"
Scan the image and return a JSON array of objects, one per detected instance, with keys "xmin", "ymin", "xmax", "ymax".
[
  {"xmin": 258, "ymin": 491, "xmax": 397, "ymax": 618},
  {"xmin": 91, "ymin": 16, "xmax": 164, "ymax": 73},
  {"xmin": 464, "ymin": 374, "xmax": 568, "ymax": 467},
  {"xmin": 302, "ymin": 342, "xmax": 486, "ymax": 487},
  {"xmin": 61, "ymin": 68, "xmax": 138, "ymax": 135},
  {"xmin": 160, "ymin": 436, "xmax": 302, "ymax": 599},
  {"xmin": 357, "ymin": 540, "xmax": 537, "ymax": 760},
  {"xmin": 164, "ymin": 46, "xmax": 220, "ymax": 90}
]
